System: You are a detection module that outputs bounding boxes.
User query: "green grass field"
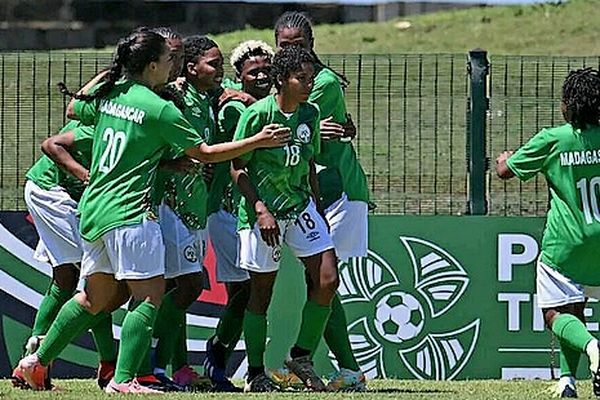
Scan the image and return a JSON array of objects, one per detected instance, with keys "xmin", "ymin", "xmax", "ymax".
[
  {"xmin": 0, "ymin": 379, "xmax": 588, "ymax": 399},
  {"xmin": 0, "ymin": 0, "xmax": 599, "ymax": 214}
]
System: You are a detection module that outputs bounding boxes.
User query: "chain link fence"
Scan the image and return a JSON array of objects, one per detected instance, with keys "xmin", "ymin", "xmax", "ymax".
[{"xmin": 0, "ymin": 51, "xmax": 592, "ymax": 215}]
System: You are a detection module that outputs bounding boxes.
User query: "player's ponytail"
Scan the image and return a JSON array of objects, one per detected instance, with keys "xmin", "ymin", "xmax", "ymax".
[
  {"xmin": 58, "ymin": 29, "xmax": 166, "ymax": 101},
  {"xmin": 274, "ymin": 11, "xmax": 349, "ymax": 88}
]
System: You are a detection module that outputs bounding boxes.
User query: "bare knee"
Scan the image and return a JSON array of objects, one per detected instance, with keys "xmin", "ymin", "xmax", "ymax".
[
  {"xmin": 53, "ymin": 264, "xmax": 79, "ymax": 292},
  {"xmin": 247, "ymin": 273, "xmax": 276, "ymax": 315},
  {"xmin": 128, "ymin": 276, "xmax": 165, "ymax": 307},
  {"xmin": 173, "ymin": 273, "xmax": 204, "ymax": 308}
]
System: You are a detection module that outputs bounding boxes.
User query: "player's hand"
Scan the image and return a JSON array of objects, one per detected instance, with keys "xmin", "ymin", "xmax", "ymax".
[
  {"xmin": 342, "ymin": 113, "xmax": 357, "ymax": 140},
  {"xmin": 495, "ymin": 150, "xmax": 513, "ymax": 166},
  {"xmin": 202, "ymin": 163, "xmax": 215, "ymax": 185},
  {"xmin": 256, "ymin": 204, "xmax": 280, "ymax": 247},
  {"xmin": 320, "ymin": 117, "xmax": 345, "ymax": 141},
  {"xmin": 80, "ymin": 169, "xmax": 90, "ymax": 186},
  {"xmin": 254, "ymin": 124, "xmax": 291, "ymax": 148},
  {"xmin": 174, "ymin": 77, "xmax": 187, "ymax": 92},
  {"xmin": 219, "ymin": 88, "xmax": 257, "ymax": 107}
]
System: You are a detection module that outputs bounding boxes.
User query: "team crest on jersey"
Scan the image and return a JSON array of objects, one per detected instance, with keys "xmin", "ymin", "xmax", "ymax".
[
  {"xmin": 272, "ymin": 245, "xmax": 282, "ymax": 262},
  {"xmin": 296, "ymin": 123, "xmax": 311, "ymax": 143},
  {"xmin": 184, "ymin": 245, "xmax": 198, "ymax": 263}
]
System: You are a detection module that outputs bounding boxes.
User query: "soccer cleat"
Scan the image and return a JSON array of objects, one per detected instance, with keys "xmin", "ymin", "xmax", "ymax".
[
  {"xmin": 326, "ymin": 368, "xmax": 367, "ymax": 392},
  {"xmin": 11, "ymin": 365, "xmax": 31, "ymax": 389},
  {"xmin": 244, "ymin": 372, "xmax": 281, "ymax": 393},
  {"xmin": 96, "ymin": 360, "xmax": 116, "ymax": 390},
  {"xmin": 203, "ymin": 337, "xmax": 241, "ymax": 392},
  {"xmin": 172, "ymin": 364, "xmax": 212, "ymax": 392},
  {"xmin": 267, "ymin": 367, "xmax": 305, "ymax": 389},
  {"xmin": 284, "ymin": 355, "xmax": 326, "ymax": 392},
  {"xmin": 104, "ymin": 378, "xmax": 163, "ymax": 394},
  {"xmin": 17, "ymin": 354, "xmax": 49, "ymax": 391},
  {"xmin": 560, "ymin": 385, "xmax": 578, "ymax": 398},
  {"xmin": 154, "ymin": 373, "xmax": 186, "ymax": 392}
]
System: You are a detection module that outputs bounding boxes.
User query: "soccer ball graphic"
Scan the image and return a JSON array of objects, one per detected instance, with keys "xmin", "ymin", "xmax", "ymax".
[{"xmin": 374, "ymin": 292, "xmax": 424, "ymax": 344}]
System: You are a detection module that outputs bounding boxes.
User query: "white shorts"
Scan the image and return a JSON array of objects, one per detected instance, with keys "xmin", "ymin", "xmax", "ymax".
[
  {"xmin": 536, "ymin": 260, "xmax": 600, "ymax": 308},
  {"xmin": 238, "ymin": 199, "xmax": 334, "ymax": 273},
  {"xmin": 207, "ymin": 210, "xmax": 249, "ymax": 283},
  {"xmin": 324, "ymin": 193, "xmax": 368, "ymax": 262},
  {"xmin": 159, "ymin": 204, "xmax": 206, "ymax": 280},
  {"xmin": 81, "ymin": 219, "xmax": 165, "ymax": 281},
  {"xmin": 24, "ymin": 180, "xmax": 82, "ymax": 267}
]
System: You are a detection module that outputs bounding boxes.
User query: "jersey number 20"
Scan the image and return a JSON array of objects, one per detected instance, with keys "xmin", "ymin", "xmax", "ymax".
[{"xmin": 99, "ymin": 127, "xmax": 126, "ymax": 173}]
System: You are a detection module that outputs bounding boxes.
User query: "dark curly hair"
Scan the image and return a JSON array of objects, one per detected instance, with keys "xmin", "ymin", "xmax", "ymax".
[
  {"xmin": 182, "ymin": 35, "xmax": 218, "ymax": 68},
  {"xmin": 272, "ymin": 45, "xmax": 314, "ymax": 91},
  {"xmin": 274, "ymin": 11, "xmax": 349, "ymax": 88},
  {"xmin": 58, "ymin": 28, "xmax": 166, "ymax": 101},
  {"xmin": 562, "ymin": 68, "xmax": 600, "ymax": 130}
]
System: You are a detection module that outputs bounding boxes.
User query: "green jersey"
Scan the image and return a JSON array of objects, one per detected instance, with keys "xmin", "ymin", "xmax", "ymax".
[
  {"xmin": 208, "ymin": 100, "xmax": 246, "ymax": 215},
  {"xmin": 507, "ymin": 123, "xmax": 600, "ymax": 285},
  {"xmin": 234, "ymin": 95, "xmax": 320, "ymax": 228},
  {"xmin": 26, "ymin": 120, "xmax": 93, "ymax": 202},
  {"xmin": 310, "ymin": 65, "xmax": 369, "ymax": 207},
  {"xmin": 157, "ymin": 84, "xmax": 215, "ymax": 230},
  {"xmin": 73, "ymin": 80, "xmax": 203, "ymax": 241}
]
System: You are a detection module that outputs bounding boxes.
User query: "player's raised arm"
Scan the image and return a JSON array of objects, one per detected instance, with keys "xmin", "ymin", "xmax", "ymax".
[{"xmin": 41, "ymin": 130, "xmax": 89, "ymax": 184}]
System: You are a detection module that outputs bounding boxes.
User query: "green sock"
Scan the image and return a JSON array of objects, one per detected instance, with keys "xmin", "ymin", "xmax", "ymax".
[
  {"xmin": 90, "ymin": 312, "xmax": 117, "ymax": 362},
  {"xmin": 31, "ymin": 283, "xmax": 74, "ymax": 336},
  {"xmin": 559, "ymin": 340, "xmax": 581, "ymax": 377},
  {"xmin": 295, "ymin": 300, "xmax": 332, "ymax": 355},
  {"xmin": 37, "ymin": 298, "xmax": 97, "ymax": 366},
  {"xmin": 154, "ymin": 293, "xmax": 186, "ymax": 370},
  {"xmin": 216, "ymin": 287, "xmax": 248, "ymax": 348},
  {"xmin": 324, "ymin": 295, "xmax": 360, "ymax": 371},
  {"xmin": 171, "ymin": 324, "xmax": 188, "ymax": 371},
  {"xmin": 137, "ymin": 346, "xmax": 153, "ymax": 376},
  {"xmin": 552, "ymin": 313, "xmax": 595, "ymax": 353},
  {"xmin": 243, "ymin": 310, "xmax": 267, "ymax": 368},
  {"xmin": 114, "ymin": 302, "xmax": 158, "ymax": 383}
]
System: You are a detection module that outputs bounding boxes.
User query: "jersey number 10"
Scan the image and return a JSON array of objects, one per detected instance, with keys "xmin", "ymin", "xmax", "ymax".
[
  {"xmin": 99, "ymin": 127, "xmax": 127, "ymax": 174},
  {"xmin": 577, "ymin": 177, "xmax": 600, "ymax": 224}
]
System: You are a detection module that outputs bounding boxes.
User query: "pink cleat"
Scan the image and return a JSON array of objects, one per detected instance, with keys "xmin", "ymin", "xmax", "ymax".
[
  {"xmin": 17, "ymin": 354, "xmax": 49, "ymax": 391},
  {"xmin": 104, "ymin": 378, "xmax": 163, "ymax": 394}
]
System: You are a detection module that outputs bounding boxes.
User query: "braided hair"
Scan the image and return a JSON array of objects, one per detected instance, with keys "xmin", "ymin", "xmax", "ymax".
[
  {"xmin": 274, "ymin": 11, "xmax": 349, "ymax": 88},
  {"xmin": 58, "ymin": 29, "xmax": 166, "ymax": 101},
  {"xmin": 272, "ymin": 45, "xmax": 314, "ymax": 91},
  {"xmin": 183, "ymin": 35, "xmax": 218, "ymax": 69},
  {"xmin": 562, "ymin": 68, "xmax": 600, "ymax": 130},
  {"xmin": 151, "ymin": 26, "xmax": 181, "ymax": 40}
]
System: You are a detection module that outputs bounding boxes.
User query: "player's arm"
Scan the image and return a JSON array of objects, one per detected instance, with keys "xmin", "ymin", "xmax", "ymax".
[
  {"xmin": 185, "ymin": 124, "xmax": 289, "ymax": 163},
  {"xmin": 41, "ymin": 131, "xmax": 89, "ymax": 184},
  {"xmin": 66, "ymin": 70, "xmax": 110, "ymax": 120},
  {"xmin": 231, "ymin": 158, "xmax": 280, "ymax": 247},
  {"xmin": 496, "ymin": 151, "xmax": 515, "ymax": 180}
]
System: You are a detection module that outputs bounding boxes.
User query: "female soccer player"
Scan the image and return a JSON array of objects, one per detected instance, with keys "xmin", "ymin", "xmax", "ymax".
[
  {"xmin": 497, "ymin": 68, "xmax": 600, "ymax": 398},
  {"xmin": 272, "ymin": 11, "xmax": 368, "ymax": 391},
  {"xmin": 16, "ymin": 28, "xmax": 288, "ymax": 393},
  {"xmin": 12, "ymin": 70, "xmax": 118, "ymax": 391},
  {"xmin": 203, "ymin": 39, "xmax": 275, "ymax": 391},
  {"xmin": 232, "ymin": 45, "xmax": 338, "ymax": 392}
]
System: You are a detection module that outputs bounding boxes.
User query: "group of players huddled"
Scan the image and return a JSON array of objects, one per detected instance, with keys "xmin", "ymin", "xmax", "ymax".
[{"xmin": 11, "ymin": 11, "xmax": 371, "ymax": 394}]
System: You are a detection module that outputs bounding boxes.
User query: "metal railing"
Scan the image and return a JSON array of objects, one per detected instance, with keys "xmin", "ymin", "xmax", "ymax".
[{"xmin": 0, "ymin": 51, "xmax": 592, "ymax": 215}]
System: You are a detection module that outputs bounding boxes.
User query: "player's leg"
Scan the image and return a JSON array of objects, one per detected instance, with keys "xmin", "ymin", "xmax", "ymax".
[
  {"xmin": 102, "ymin": 219, "xmax": 165, "ymax": 394},
  {"xmin": 286, "ymin": 200, "xmax": 337, "ymax": 391},
  {"xmin": 238, "ymin": 224, "xmax": 282, "ymax": 392},
  {"xmin": 205, "ymin": 210, "xmax": 249, "ymax": 391},
  {"xmin": 538, "ymin": 260, "xmax": 598, "ymax": 397},
  {"xmin": 322, "ymin": 195, "xmax": 368, "ymax": 391}
]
